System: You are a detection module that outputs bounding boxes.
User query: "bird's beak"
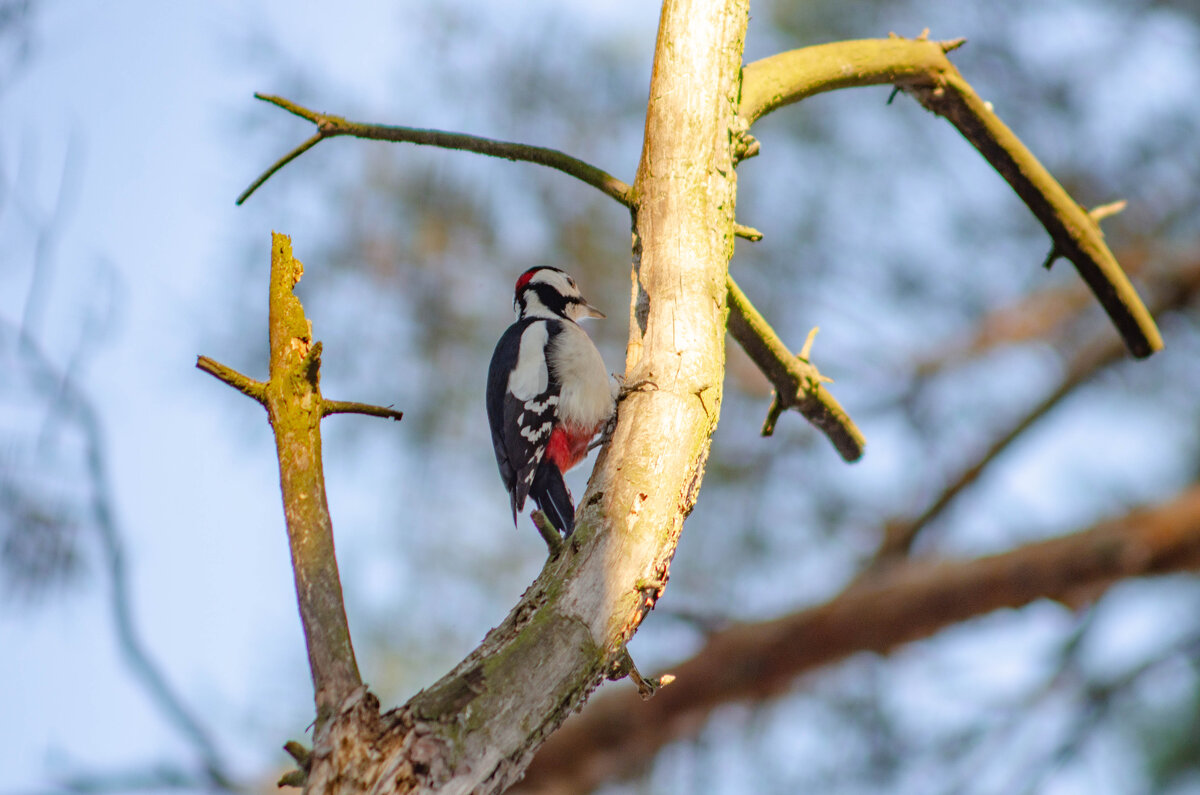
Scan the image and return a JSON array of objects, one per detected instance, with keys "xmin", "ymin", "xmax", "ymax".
[{"xmin": 579, "ymin": 302, "xmax": 606, "ymax": 320}]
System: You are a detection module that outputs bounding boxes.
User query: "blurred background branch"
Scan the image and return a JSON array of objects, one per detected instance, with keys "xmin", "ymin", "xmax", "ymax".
[
  {"xmin": 0, "ymin": 133, "xmax": 234, "ymax": 791},
  {"xmin": 518, "ymin": 484, "xmax": 1200, "ymax": 793}
]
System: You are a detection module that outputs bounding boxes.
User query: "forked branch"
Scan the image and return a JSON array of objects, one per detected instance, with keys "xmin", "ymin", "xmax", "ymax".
[
  {"xmin": 196, "ymin": 234, "xmax": 369, "ymax": 733},
  {"xmin": 238, "ymin": 94, "xmax": 632, "ymax": 207},
  {"xmin": 239, "ymin": 94, "xmax": 765, "ymax": 243}
]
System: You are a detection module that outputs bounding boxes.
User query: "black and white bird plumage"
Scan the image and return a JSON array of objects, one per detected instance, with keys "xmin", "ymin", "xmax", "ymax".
[{"xmin": 486, "ymin": 267, "xmax": 615, "ymax": 537}]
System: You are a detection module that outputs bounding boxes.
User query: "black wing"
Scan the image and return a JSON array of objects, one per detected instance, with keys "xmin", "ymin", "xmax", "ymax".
[{"xmin": 486, "ymin": 318, "xmax": 564, "ymax": 522}]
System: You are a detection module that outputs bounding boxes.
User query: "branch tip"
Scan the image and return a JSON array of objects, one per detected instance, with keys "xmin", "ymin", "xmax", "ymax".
[
  {"xmin": 278, "ymin": 770, "xmax": 307, "ymax": 788},
  {"xmin": 283, "ymin": 740, "xmax": 311, "ymax": 767},
  {"xmin": 531, "ymin": 511, "xmax": 564, "ymax": 557},
  {"xmin": 609, "ymin": 648, "xmax": 671, "ymax": 701},
  {"xmin": 237, "ymin": 132, "xmax": 325, "ymax": 205},
  {"xmin": 195, "ymin": 355, "xmax": 266, "ymax": 404},
  {"xmin": 1088, "ymin": 199, "xmax": 1127, "ymax": 225},
  {"xmin": 798, "ymin": 326, "xmax": 819, "ymax": 361},
  {"xmin": 255, "ymin": 92, "xmax": 322, "ymax": 124},
  {"xmin": 321, "ymin": 399, "xmax": 405, "ymax": 421},
  {"xmin": 735, "ymin": 223, "xmax": 763, "ymax": 241},
  {"xmin": 761, "ymin": 394, "xmax": 785, "ymax": 437},
  {"xmin": 1042, "ymin": 247, "xmax": 1062, "ymax": 271}
]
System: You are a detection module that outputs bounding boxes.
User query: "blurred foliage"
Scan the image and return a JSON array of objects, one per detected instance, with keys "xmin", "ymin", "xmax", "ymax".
[
  {"xmin": 0, "ymin": 0, "xmax": 34, "ymax": 90},
  {"xmin": 0, "ymin": 468, "xmax": 84, "ymax": 599}
]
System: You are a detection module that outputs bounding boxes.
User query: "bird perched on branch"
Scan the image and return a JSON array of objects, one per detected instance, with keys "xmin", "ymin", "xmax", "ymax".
[{"xmin": 486, "ymin": 267, "xmax": 615, "ymax": 537}]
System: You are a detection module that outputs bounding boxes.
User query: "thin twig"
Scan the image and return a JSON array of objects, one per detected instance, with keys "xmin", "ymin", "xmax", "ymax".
[
  {"xmin": 239, "ymin": 93, "xmax": 631, "ymax": 206},
  {"xmin": 235, "ymin": 132, "xmax": 323, "ymax": 207},
  {"xmin": 875, "ymin": 331, "xmax": 1126, "ymax": 564},
  {"xmin": 734, "ymin": 223, "xmax": 762, "ymax": 241},
  {"xmin": 195, "ymin": 356, "xmax": 266, "ymax": 404},
  {"xmin": 1042, "ymin": 200, "xmax": 1127, "ymax": 269},
  {"xmin": 607, "ymin": 647, "xmax": 674, "ymax": 701},
  {"xmin": 240, "ymin": 95, "xmax": 765, "ymax": 242},
  {"xmin": 321, "ymin": 399, "xmax": 404, "ymax": 421}
]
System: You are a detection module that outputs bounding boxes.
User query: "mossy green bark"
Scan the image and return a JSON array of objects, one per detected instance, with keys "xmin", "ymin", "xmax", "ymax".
[{"xmin": 263, "ymin": 233, "xmax": 361, "ymax": 732}]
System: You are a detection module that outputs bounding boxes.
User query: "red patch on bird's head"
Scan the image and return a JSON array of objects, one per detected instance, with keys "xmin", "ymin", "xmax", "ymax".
[{"xmin": 515, "ymin": 268, "xmax": 541, "ymax": 293}]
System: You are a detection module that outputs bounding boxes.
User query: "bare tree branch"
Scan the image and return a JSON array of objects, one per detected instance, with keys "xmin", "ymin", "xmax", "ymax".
[
  {"xmin": 238, "ymin": 93, "xmax": 766, "ymax": 245},
  {"xmin": 320, "ymin": 399, "xmax": 404, "ymax": 421},
  {"xmin": 223, "ymin": 19, "xmax": 1179, "ymax": 795},
  {"xmin": 875, "ymin": 258, "xmax": 1200, "ymax": 563},
  {"xmin": 726, "ymin": 275, "xmax": 865, "ymax": 461},
  {"xmin": 519, "ymin": 484, "xmax": 1200, "ymax": 794},
  {"xmin": 739, "ymin": 36, "xmax": 1163, "ymax": 360},
  {"xmin": 238, "ymin": 93, "xmax": 632, "ymax": 207},
  {"xmin": 195, "ymin": 358, "xmax": 404, "ymax": 423},
  {"xmin": 198, "ymin": 235, "xmax": 361, "ymax": 733},
  {"xmin": 0, "ymin": 138, "xmax": 234, "ymax": 788}
]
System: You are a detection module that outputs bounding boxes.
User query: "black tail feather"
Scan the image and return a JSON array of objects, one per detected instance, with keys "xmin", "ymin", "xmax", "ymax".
[{"xmin": 530, "ymin": 463, "xmax": 575, "ymax": 536}]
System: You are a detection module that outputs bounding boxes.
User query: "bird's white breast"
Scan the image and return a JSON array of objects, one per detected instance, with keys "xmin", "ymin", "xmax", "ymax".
[{"xmin": 549, "ymin": 322, "xmax": 614, "ymax": 429}]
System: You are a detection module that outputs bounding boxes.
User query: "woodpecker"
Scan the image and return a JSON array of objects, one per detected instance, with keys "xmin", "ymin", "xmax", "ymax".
[{"xmin": 486, "ymin": 266, "xmax": 615, "ymax": 537}]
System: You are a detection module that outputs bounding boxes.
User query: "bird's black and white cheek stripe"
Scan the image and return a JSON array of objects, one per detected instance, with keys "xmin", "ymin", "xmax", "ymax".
[{"xmin": 515, "ymin": 267, "xmax": 605, "ymax": 324}]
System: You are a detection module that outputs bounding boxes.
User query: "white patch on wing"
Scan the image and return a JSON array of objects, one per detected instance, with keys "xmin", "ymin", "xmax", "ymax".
[
  {"xmin": 523, "ymin": 395, "xmax": 558, "ymax": 414},
  {"xmin": 507, "ymin": 322, "xmax": 550, "ymax": 400},
  {"xmin": 521, "ymin": 422, "xmax": 552, "ymax": 442},
  {"xmin": 522, "ymin": 447, "xmax": 547, "ymax": 485}
]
